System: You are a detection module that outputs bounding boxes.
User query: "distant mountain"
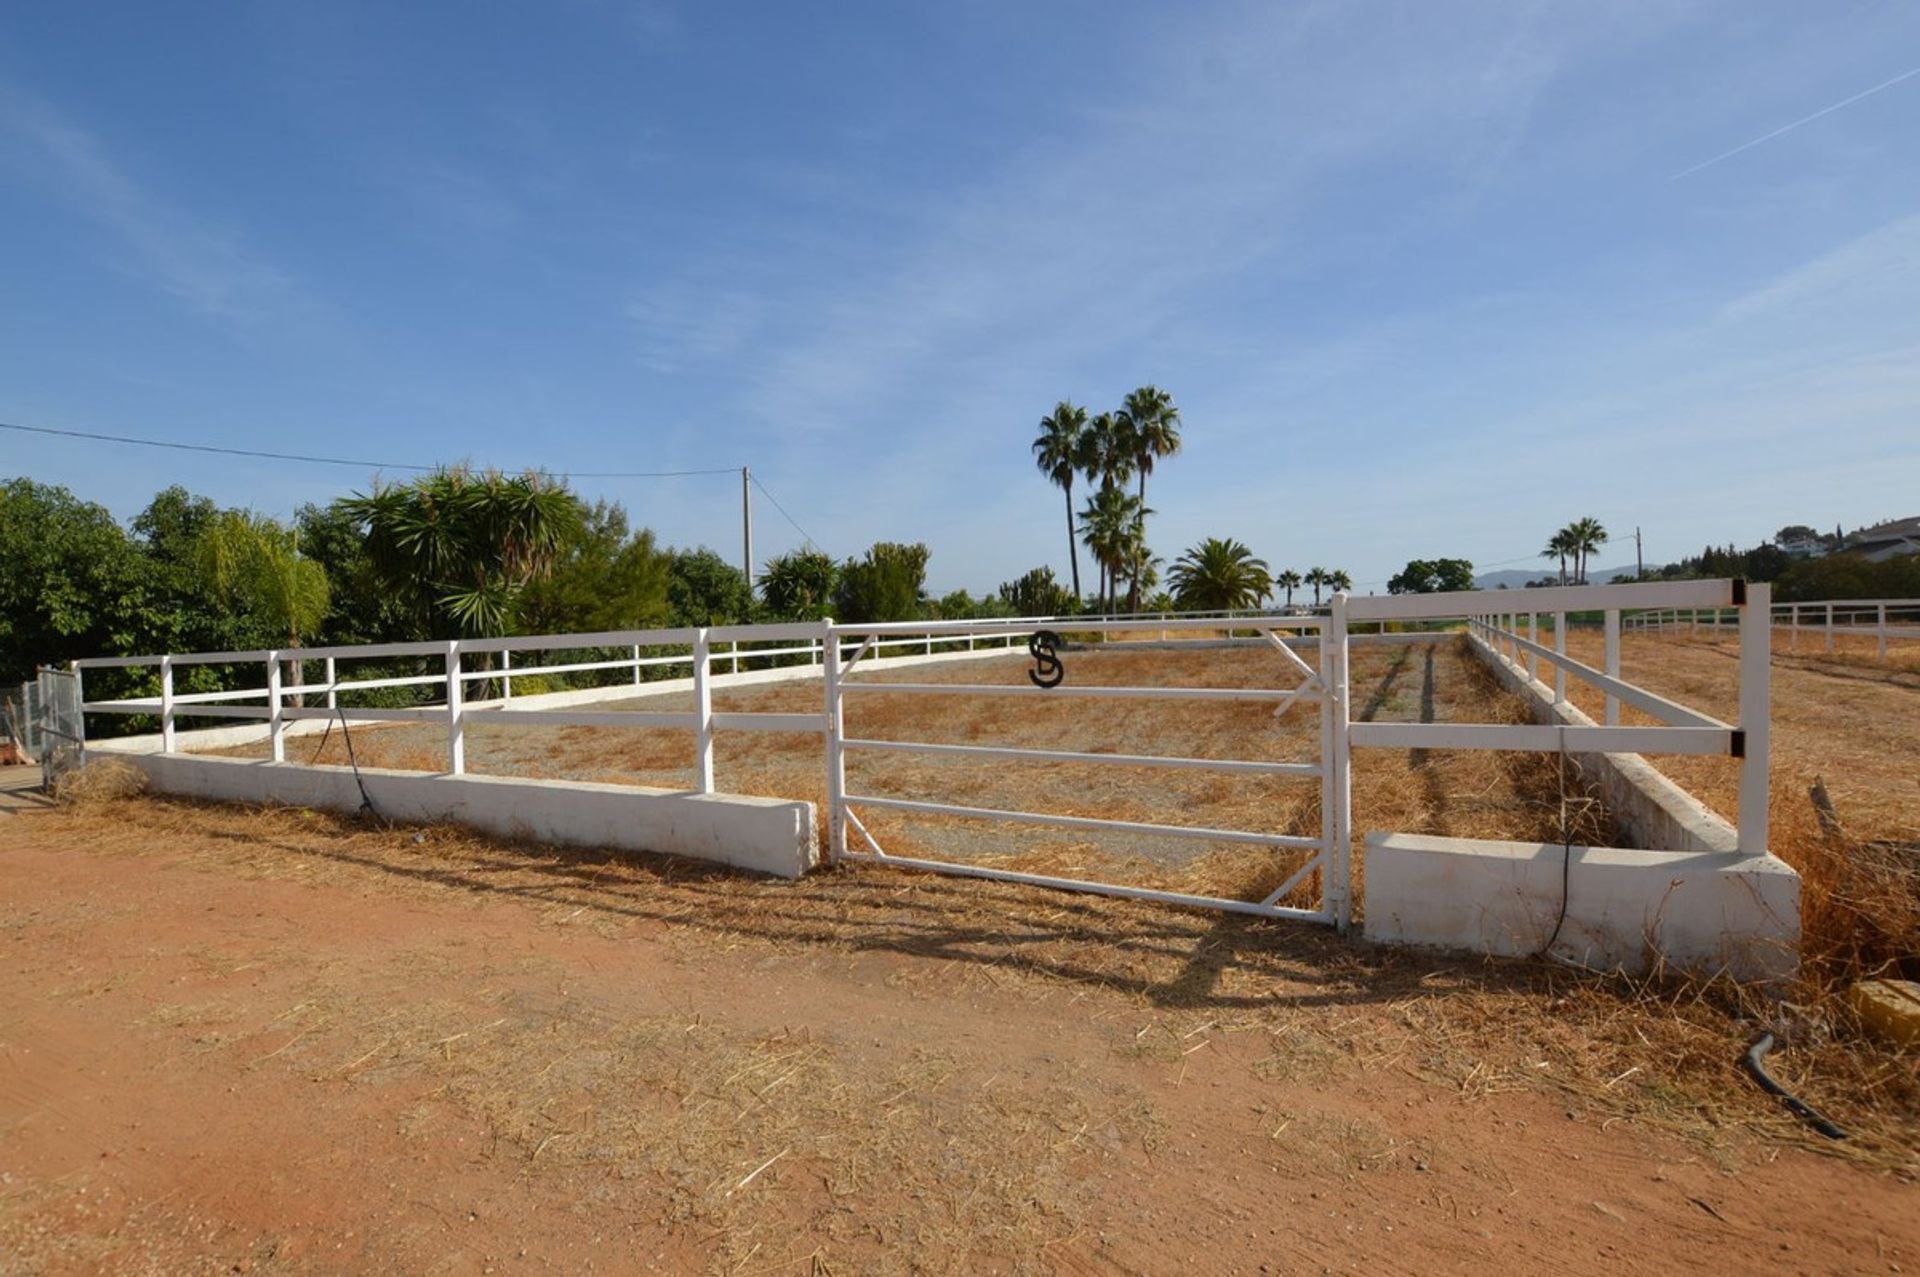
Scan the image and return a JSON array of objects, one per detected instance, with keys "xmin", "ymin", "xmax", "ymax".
[{"xmin": 1471, "ymin": 564, "xmax": 1637, "ymax": 591}]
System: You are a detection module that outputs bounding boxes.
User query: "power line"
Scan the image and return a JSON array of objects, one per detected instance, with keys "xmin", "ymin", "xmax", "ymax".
[
  {"xmin": 748, "ymin": 471, "xmax": 828, "ymax": 556},
  {"xmin": 0, "ymin": 419, "xmax": 741, "ymax": 479}
]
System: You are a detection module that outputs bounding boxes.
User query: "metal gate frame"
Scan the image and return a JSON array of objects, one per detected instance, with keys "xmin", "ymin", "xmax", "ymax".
[
  {"xmin": 33, "ymin": 666, "xmax": 85, "ymax": 791},
  {"xmin": 821, "ymin": 610, "xmax": 1354, "ymax": 929}
]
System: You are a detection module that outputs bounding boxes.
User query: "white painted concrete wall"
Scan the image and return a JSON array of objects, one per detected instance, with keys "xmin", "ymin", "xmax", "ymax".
[
  {"xmin": 122, "ymin": 753, "xmax": 818, "ymax": 880},
  {"xmin": 1363, "ymin": 832, "xmax": 1799, "ymax": 981}
]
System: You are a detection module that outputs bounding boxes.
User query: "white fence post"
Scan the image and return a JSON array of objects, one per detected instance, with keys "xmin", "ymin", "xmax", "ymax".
[
  {"xmin": 1326, "ymin": 594, "xmax": 1353, "ymax": 933},
  {"xmin": 1603, "ymin": 609, "xmax": 1620, "ymax": 726},
  {"xmin": 324, "ymin": 656, "xmax": 338, "ymax": 710},
  {"xmin": 1552, "ymin": 613, "xmax": 1566, "ymax": 705},
  {"xmin": 1824, "ymin": 602, "xmax": 1834, "ymax": 653},
  {"xmin": 156, "ymin": 654, "xmax": 176, "ymax": 753},
  {"xmin": 823, "ymin": 620, "xmax": 847, "ymax": 862},
  {"xmin": 267, "ymin": 651, "xmax": 285, "ymax": 762},
  {"xmin": 633, "ymin": 643, "xmax": 643, "ymax": 686},
  {"xmin": 1737, "ymin": 583, "xmax": 1771, "ymax": 856},
  {"xmin": 730, "ymin": 640, "xmax": 740, "ymax": 676},
  {"xmin": 1878, "ymin": 603, "xmax": 1888, "ymax": 660},
  {"xmin": 1526, "ymin": 613, "xmax": 1537, "ymax": 682},
  {"xmin": 692, "ymin": 629, "xmax": 715, "ymax": 794},
  {"xmin": 502, "ymin": 648, "xmax": 513, "ymax": 700},
  {"xmin": 446, "ymin": 640, "xmax": 465, "ymax": 775}
]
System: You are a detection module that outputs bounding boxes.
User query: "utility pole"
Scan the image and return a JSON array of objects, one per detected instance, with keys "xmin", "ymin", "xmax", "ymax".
[
  {"xmin": 741, "ymin": 465, "xmax": 754, "ymax": 599},
  {"xmin": 1635, "ymin": 526, "xmax": 1643, "ymax": 580}
]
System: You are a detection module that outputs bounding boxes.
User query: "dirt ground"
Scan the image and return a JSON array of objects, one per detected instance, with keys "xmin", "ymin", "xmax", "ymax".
[
  {"xmin": 207, "ymin": 639, "xmax": 1611, "ymax": 910},
  {"xmin": 3, "ymin": 793, "xmax": 1917, "ymax": 1276}
]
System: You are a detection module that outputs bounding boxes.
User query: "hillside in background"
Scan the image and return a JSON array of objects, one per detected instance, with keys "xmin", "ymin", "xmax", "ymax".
[{"xmin": 1471, "ymin": 565, "xmax": 1637, "ymax": 591}]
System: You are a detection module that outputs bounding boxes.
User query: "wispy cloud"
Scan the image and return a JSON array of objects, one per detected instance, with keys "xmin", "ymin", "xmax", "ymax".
[{"xmin": 0, "ymin": 83, "xmax": 292, "ymax": 320}]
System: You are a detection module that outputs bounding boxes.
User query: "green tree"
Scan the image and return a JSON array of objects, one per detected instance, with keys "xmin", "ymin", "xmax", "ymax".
[
  {"xmin": 667, "ymin": 548, "xmax": 753, "ymax": 626},
  {"xmin": 997, "ymin": 566, "xmax": 1076, "ymax": 617},
  {"xmin": 758, "ymin": 548, "xmax": 839, "ymax": 621},
  {"xmin": 1387, "ymin": 558, "xmax": 1474, "ymax": 594},
  {"xmin": 1032, "ymin": 401, "xmax": 1089, "ymax": 601},
  {"xmin": 1115, "ymin": 386, "xmax": 1180, "ymax": 611},
  {"xmin": 833, "ymin": 542, "xmax": 930, "ymax": 623},
  {"xmin": 1304, "ymin": 566, "xmax": 1331, "ymax": 607},
  {"xmin": 1275, "ymin": 568, "xmax": 1303, "ymax": 608},
  {"xmin": 196, "ymin": 511, "xmax": 330, "ymax": 649},
  {"xmin": 1541, "ymin": 528, "xmax": 1574, "ymax": 586},
  {"xmin": 0, "ymin": 479, "xmax": 150, "ymax": 683},
  {"xmin": 513, "ymin": 501, "xmax": 672, "ymax": 634},
  {"xmin": 1567, "ymin": 517, "xmax": 1609, "ymax": 584},
  {"xmin": 1329, "ymin": 570, "xmax": 1352, "ymax": 593},
  {"xmin": 339, "ymin": 468, "xmax": 581, "ymax": 637},
  {"xmin": 1168, "ymin": 537, "xmax": 1272, "ymax": 611},
  {"xmin": 296, "ymin": 501, "xmax": 412, "ymax": 646},
  {"xmin": 1079, "ymin": 486, "xmax": 1145, "ymax": 613}
]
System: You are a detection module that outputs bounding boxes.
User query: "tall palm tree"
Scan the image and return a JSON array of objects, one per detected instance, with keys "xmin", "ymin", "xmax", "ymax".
[
  {"xmin": 1118, "ymin": 385, "xmax": 1181, "ymax": 513},
  {"xmin": 1080, "ymin": 412, "xmax": 1135, "ymax": 495},
  {"xmin": 1328, "ymin": 569, "xmax": 1352, "ymax": 594},
  {"xmin": 1168, "ymin": 537, "xmax": 1272, "ymax": 612},
  {"xmin": 1079, "ymin": 486, "xmax": 1145, "ymax": 613},
  {"xmin": 1032, "ymin": 402, "xmax": 1089, "ymax": 601},
  {"xmin": 1275, "ymin": 568, "xmax": 1303, "ymax": 609},
  {"xmin": 1116, "ymin": 387, "xmax": 1180, "ymax": 612},
  {"xmin": 1305, "ymin": 566, "xmax": 1331, "ymax": 607},
  {"xmin": 1541, "ymin": 529, "xmax": 1573, "ymax": 586},
  {"xmin": 1568, "ymin": 516, "xmax": 1609, "ymax": 584}
]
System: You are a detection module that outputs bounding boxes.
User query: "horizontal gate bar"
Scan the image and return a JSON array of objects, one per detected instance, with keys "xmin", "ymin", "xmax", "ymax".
[
  {"xmin": 1348, "ymin": 721, "xmax": 1733, "ymax": 755},
  {"xmin": 842, "ymin": 737, "xmax": 1320, "ymax": 775},
  {"xmin": 710, "ymin": 712, "xmax": 827, "ymax": 733},
  {"xmin": 838, "ymin": 851, "xmax": 1332, "ymax": 921},
  {"xmin": 461, "ymin": 708, "xmax": 698, "ymax": 730},
  {"xmin": 1479, "ymin": 630, "xmax": 1729, "ymax": 729},
  {"xmin": 838, "ymin": 682, "xmax": 1301, "ymax": 702},
  {"xmin": 845, "ymin": 794, "xmax": 1322, "ymax": 847}
]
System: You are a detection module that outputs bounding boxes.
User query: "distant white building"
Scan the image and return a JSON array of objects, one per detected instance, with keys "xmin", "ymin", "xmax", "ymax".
[{"xmin": 1847, "ymin": 516, "xmax": 1920, "ymax": 563}]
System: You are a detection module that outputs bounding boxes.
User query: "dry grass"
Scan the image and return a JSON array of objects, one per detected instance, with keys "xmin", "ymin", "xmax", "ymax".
[{"xmin": 52, "ymin": 755, "xmax": 148, "ymax": 804}]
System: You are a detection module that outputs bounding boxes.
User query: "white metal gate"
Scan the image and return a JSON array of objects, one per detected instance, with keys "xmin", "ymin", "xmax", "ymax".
[{"xmin": 821, "ymin": 612, "xmax": 1354, "ymax": 929}]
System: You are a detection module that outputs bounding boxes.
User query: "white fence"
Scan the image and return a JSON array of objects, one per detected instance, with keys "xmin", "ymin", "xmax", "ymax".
[
  {"xmin": 65, "ymin": 579, "xmax": 1776, "ymax": 950},
  {"xmin": 1628, "ymin": 597, "xmax": 1920, "ymax": 661}
]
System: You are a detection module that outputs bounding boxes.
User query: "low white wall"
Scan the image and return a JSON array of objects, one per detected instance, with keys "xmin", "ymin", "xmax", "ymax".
[
  {"xmin": 1362, "ymin": 832, "xmax": 1799, "ymax": 981},
  {"xmin": 122, "ymin": 753, "xmax": 817, "ymax": 880},
  {"xmin": 1464, "ymin": 631, "xmax": 1738, "ymax": 855}
]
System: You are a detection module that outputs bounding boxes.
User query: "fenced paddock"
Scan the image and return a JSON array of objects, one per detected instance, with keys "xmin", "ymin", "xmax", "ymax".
[{"xmin": 70, "ymin": 580, "xmax": 1796, "ymax": 977}]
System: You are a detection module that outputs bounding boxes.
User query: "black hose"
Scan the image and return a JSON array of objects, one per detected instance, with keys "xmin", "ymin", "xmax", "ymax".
[{"xmin": 1741, "ymin": 1032, "xmax": 1847, "ymax": 1140}]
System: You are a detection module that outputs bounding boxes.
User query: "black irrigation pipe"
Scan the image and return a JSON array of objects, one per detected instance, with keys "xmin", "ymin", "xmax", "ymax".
[{"xmin": 1741, "ymin": 1033, "xmax": 1848, "ymax": 1140}]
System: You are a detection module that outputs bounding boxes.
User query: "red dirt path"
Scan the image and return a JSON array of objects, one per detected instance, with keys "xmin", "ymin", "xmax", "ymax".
[{"xmin": 3, "ymin": 798, "xmax": 1915, "ymax": 1275}]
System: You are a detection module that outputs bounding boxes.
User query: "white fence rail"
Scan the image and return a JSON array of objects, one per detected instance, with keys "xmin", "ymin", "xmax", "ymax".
[
  {"xmin": 1627, "ymin": 597, "xmax": 1920, "ymax": 662},
  {"xmin": 64, "ymin": 578, "xmax": 1771, "ymax": 927}
]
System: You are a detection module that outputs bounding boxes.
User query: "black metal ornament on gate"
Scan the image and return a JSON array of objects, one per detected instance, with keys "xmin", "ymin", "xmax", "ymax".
[{"xmin": 1027, "ymin": 630, "xmax": 1065, "ymax": 688}]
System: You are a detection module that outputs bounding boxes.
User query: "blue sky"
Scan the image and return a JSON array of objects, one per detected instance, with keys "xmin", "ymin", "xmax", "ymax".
[{"xmin": 3, "ymin": 2, "xmax": 1918, "ymax": 594}]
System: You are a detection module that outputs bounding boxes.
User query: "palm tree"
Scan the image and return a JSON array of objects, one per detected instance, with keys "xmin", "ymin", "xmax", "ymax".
[
  {"xmin": 1541, "ymin": 529, "xmax": 1574, "ymax": 586},
  {"xmin": 1275, "ymin": 568, "xmax": 1303, "ymax": 609},
  {"xmin": 1115, "ymin": 387, "xmax": 1180, "ymax": 612},
  {"xmin": 1032, "ymin": 402, "xmax": 1089, "ymax": 601},
  {"xmin": 1118, "ymin": 385, "xmax": 1181, "ymax": 513},
  {"xmin": 1080, "ymin": 412, "xmax": 1134, "ymax": 495},
  {"xmin": 1568, "ymin": 517, "xmax": 1609, "ymax": 584},
  {"xmin": 1079, "ymin": 486, "xmax": 1145, "ymax": 613},
  {"xmin": 1328, "ymin": 569, "xmax": 1352, "ymax": 594},
  {"xmin": 341, "ymin": 467, "xmax": 581, "ymax": 636},
  {"xmin": 196, "ymin": 511, "xmax": 330, "ymax": 704},
  {"xmin": 1168, "ymin": 537, "xmax": 1272, "ymax": 611},
  {"xmin": 1305, "ymin": 567, "xmax": 1331, "ymax": 607}
]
